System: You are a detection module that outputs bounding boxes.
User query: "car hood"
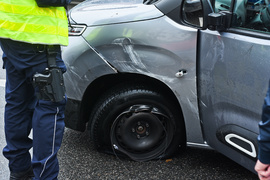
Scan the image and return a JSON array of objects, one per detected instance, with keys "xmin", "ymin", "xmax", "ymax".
[{"xmin": 69, "ymin": 2, "xmax": 164, "ymax": 26}]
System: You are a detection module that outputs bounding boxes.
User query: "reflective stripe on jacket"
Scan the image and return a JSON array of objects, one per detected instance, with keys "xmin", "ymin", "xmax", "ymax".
[{"xmin": 0, "ymin": 0, "xmax": 68, "ymax": 46}]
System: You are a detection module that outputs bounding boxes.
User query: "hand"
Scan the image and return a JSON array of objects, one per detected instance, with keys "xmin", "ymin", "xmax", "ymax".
[{"xmin": 255, "ymin": 160, "xmax": 270, "ymax": 180}]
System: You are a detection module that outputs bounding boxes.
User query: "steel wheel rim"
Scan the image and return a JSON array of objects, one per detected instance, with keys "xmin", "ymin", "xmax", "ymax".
[{"xmin": 110, "ymin": 104, "xmax": 174, "ymax": 161}]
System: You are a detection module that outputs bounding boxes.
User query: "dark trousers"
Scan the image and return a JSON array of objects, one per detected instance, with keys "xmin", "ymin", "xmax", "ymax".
[{"xmin": 0, "ymin": 39, "xmax": 66, "ymax": 180}]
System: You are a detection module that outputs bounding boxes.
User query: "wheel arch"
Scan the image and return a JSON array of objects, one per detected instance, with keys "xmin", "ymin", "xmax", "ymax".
[{"xmin": 80, "ymin": 73, "xmax": 186, "ymax": 140}]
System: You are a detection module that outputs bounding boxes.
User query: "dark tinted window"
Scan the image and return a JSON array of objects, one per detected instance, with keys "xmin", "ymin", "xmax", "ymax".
[{"xmin": 233, "ymin": 0, "xmax": 270, "ymax": 32}]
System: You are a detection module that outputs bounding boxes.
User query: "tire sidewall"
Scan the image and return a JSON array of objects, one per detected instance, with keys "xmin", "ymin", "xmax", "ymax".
[{"xmin": 90, "ymin": 85, "xmax": 185, "ymax": 159}]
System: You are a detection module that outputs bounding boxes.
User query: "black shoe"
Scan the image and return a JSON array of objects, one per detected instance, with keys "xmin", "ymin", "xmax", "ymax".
[{"xmin": 10, "ymin": 167, "xmax": 34, "ymax": 180}]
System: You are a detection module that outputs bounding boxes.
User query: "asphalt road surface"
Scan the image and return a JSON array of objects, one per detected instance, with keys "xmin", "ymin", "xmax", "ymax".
[
  {"xmin": 0, "ymin": 50, "xmax": 259, "ymax": 180},
  {"xmin": 58, "ymin": 130, "xmax": 259, "ymax": 180}
]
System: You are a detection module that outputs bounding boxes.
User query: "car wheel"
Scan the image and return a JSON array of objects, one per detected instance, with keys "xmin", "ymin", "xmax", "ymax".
[{"xmin": 89, "ymin": 83, "xmax": 185, "ymax": 161}]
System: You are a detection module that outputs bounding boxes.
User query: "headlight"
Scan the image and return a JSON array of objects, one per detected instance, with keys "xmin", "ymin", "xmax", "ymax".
[{"xmin": 68, "ymin": 24, "xmax": 87, "ymax": 36}]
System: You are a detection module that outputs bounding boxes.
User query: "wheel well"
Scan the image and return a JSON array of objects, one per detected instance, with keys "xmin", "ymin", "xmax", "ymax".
[{"xmin": 80, "ymin": 73, "xmax": 185, "ymax": 136}]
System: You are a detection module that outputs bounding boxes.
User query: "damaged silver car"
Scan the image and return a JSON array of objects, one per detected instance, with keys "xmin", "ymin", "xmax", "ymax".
[{"xmin": 63, "ymin": 0, "xmax": 270, "ymax": 173}]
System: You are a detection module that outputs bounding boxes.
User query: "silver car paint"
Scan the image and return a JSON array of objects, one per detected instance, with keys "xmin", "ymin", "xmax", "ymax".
[
  {"xmin": 198, "ymin": 29, "xmax": 270, "ymax": 170},
  {"xmin": 63, "ymin": 3, "xmax": 205, "ymax": 144},
  {"xmin": 70, "ymin": 3, "xmax": 163, "ymax": 26},
  {"xmin": 62, "ymin": 36, "xmax": 117, "ymax": 99}
]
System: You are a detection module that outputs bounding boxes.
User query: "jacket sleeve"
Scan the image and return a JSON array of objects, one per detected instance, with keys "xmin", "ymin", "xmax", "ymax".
[{"xmin": 258, "ymin": 80, "xmax": 270, "ymax": 164}]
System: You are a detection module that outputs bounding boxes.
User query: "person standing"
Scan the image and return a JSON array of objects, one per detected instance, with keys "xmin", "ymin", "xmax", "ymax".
[
  {"xmin": 255, "ymin": 80, "xmax": 270, "ymax": 180},
  {"xmin": 0, "ymin": 0, "xmax": 69, "ymax": 179}
]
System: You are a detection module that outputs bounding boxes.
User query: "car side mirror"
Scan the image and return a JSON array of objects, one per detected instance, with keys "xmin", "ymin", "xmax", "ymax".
[{"xmin": 182, "ymin": 0, "xmax": 214, "ymax": 30}]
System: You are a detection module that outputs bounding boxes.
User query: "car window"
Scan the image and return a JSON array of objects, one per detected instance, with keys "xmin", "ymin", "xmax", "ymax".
[
  {"xmin": 234, "ymin": 0, "xmax": 270, "ymax": 32},
  {"xmin": 215, "ymin": 0, "xmax": 232, "ymax": 12},
  {"xmin": 215, "ymin": 0, "xmax": 270, "ymax": 33}
]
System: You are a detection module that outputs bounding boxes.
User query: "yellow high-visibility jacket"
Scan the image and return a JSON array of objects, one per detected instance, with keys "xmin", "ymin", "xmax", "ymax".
[{"xmin": 0, "ymin": 0, "xmax": 68, "ymax": 46}]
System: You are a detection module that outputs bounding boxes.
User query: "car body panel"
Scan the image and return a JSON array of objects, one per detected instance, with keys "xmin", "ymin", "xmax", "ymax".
[
  {"xmin": 62, "ymin": 36, "xmax": 117, "ymax": 101},
  {"xmin": 70, "ymin": 3, "xmax": 163, "ymax": 26},
  {"xmin": 65, "ymin": 2, "xmax": 206, "ymax": 143},
  {"xmin": 82, "ymin": 15, "xmax": 204, "ymax": 143},
  {"xmin": 198, "ymin": 29, "xmax": 270, "ymax": 171}
]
